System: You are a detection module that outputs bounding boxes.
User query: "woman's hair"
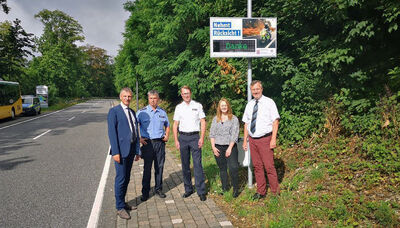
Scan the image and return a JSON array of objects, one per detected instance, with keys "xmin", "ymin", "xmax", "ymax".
[{"xmin": 216, "ymin": 98, "xmax": 233, "ymax": 122}]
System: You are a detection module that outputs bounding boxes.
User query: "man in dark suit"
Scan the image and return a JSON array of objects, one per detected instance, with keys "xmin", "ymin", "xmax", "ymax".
[{"xmin": 107, "ymin": 87, "xmax": 141, "ymax": 220}]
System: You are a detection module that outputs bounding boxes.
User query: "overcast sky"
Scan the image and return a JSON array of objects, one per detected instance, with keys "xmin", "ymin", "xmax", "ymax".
[{"xmin": 0, "ymin": 0, "xmax": 130, "ymax": 57}]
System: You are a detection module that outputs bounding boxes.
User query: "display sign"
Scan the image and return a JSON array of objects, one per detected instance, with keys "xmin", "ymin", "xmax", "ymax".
[
  {"xmin": 36, "ymin": 85, "xmax": 48, "ymax": 108},
  {"xmin": 210, "ymin": 17, "xmax": 277, "ymax": 58}
]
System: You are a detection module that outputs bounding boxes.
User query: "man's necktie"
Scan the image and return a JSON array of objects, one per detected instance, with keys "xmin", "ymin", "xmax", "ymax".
[
  {"xmin": 127, "ymin": 108, "xmax": 136, "ymax": 143},
  {"xmin": 250, "ymin": 100, "xmax": 258, "ymax": 134}
]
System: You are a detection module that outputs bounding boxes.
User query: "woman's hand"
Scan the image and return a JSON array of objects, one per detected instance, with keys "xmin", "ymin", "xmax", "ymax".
[
  {"xmin": 212, "ymin": 146, "xmax": 220, "ymax": 157},
  {"xmin": 225, "ymin": 147, "xmax": 232, "ymax": 157}
]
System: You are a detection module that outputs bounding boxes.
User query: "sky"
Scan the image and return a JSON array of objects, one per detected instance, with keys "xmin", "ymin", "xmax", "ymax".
[{"xmin": 0, "ymin": 0, "xmax": 131, "ymax": 57}]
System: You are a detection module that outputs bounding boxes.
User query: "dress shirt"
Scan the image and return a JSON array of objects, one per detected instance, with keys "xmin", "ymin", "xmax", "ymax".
[
  {"xmin": 137, "ymin": 105, "xmax": 170, "ymax": 139},
  {"xmin": 209, "ymin": 115, "xmax": 239, "ymax": 145},
  {"xmin": 173, "ymin": 100, "xmax": 206, "ymax": 132},
  {"xmin": 242, "ymin": 95, "xmax": 280, "ymax": 138},
  {"xmin": 120, "ymin": 103, "xmax": 136, "ymax": 132}
]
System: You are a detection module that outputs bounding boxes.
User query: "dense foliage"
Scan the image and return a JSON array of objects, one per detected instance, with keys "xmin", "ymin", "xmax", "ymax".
[
  {"xmin": 116, "ymin": 0, "xmax": 400, "ymax": 173},
  {"xmin": 0, "ymin": 19, "xmax": 34, "ymax": 86},
  {"xmin": 0, "ymin": 9, "xmax": 116, "ymax": 101}
]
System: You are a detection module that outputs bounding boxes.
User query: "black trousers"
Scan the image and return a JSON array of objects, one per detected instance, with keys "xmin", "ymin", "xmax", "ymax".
[
  {"xmin": 214, "ymin": 144, "xmax": 239, "ymax": 193},
  {"xmin": 141, "ymin": 139, "xmax": 165, "ymax": 196},
  {"xmin": 179, "ymin": 134, "xmax": 206, "ymax": 195}
]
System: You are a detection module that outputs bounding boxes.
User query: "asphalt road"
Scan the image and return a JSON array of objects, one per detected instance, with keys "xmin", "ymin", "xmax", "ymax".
[{"xmin": 0, "ymin": 99, "xmax": 114, "ymax": 228}]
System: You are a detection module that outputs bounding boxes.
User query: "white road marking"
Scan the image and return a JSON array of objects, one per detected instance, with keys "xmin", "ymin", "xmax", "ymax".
[
  {"xmin": 220, "ymin": 221, "xmax": 233, "ymax": 226},
  {"xmin": 67, "ymin": 116, "xmax": 75, "ymax": 121},
  {"xmin": 82, "ymin": 110, "xmax": 87, "ymax": 113},
  {"xmin": 172, "ymin": 219, "xmax": 183, "ymax": 224},
  {"xmin": 86, "ymin": 147, "xmax": 112, "ymax": 228},
  {"xmin": 0, "ymin": 109, "xmax": 63, "ymax": 130},
  {"xmin": 33, "ymin": 130, "xmax": 51, "ymax": 140}
]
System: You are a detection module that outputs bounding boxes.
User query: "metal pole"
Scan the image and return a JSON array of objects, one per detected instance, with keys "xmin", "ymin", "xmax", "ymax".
[
  {"xmin": 247, "ymin": 0, "xmax": 253, "ymax": 188},
  {"xmin": 136, "ymin": 75, "xmax": 139, "ymax": 111}
]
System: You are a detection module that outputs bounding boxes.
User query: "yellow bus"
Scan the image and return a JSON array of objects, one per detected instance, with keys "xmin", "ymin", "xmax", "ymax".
[{"xmin": 0, "ymin": 80, "xmax": 23, "ymax": 120}]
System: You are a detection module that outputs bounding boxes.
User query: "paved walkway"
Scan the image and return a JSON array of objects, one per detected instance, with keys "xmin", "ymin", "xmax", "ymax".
[{"xmin": 115, "ymin": 149, "xmax": 234, "ymax": 228}]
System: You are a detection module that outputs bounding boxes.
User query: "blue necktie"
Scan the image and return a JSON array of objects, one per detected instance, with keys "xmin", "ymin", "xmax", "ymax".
[
  {"xmin": 127, "ymin": 108, "xmax": 136, "ymax": 143},
  {"xmin": 250, "ymin": 100, "xmax": 258, "ymax": 134}
]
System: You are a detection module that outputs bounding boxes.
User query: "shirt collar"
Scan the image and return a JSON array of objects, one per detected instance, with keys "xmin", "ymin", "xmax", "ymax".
[
  {"xmin": 147, "ymin": 105, "xmax": 159, "ymax": 113},
  {"xmin": 120, "ymin": 102, "xmax": 129, "ymax": 109},
  {"xmin": 182, "ymin": 100, "xmax": 193, "ymax": 106},
  {"xmin": 253, "ymin": 95, "xmax": 265, "ymax": 103}
]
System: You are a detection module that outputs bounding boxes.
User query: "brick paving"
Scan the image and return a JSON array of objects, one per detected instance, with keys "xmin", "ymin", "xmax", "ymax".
[{"xmin": 115, "ymin": 149, "xmax": 234, "ymax": 228}]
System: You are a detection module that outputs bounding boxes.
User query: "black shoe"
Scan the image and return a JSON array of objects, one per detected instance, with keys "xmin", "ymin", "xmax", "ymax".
[
  {"xmin": 233, "ymin": 191, "xmax": 240, "ymax": 198},
  {"xmin": 140, "ymin": 195, "xmax": 149, "ymax": 201},
  {"xmin": 199, "ymin": 194, "xmax": 207, "ymax": 201},
  {"xmin": 124, "ymin": 204, "xmax": 137, "ymax": 210},
  {"xmin": 182, "ymin": 191, "xmax": 194, "ymax": 198},
  {"xmin": 252, "ymin": 193, "xmax": 266, "ymax": 200},
  {"xmin": 155, "ymin": 190, "xmax": 166, "ymax": 198}
]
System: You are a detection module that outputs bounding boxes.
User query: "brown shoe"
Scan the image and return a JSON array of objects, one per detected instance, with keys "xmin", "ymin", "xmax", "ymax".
[
  {"xmin": 124, "ymin": 204, "xmax": 137, "ymax": 211},
  {"xmin": 117, "ymin": 209, "xmax": 131, "ymax": 220}
]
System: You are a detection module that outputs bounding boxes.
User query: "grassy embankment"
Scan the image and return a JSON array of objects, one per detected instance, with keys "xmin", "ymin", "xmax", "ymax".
[{"xmin": 157, "ymin": 99, "xmax": 399, "ymax": 228}]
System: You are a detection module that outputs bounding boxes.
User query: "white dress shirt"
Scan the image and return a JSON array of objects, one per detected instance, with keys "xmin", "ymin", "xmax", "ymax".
[
  {"xmin": 173, "ymin": 100, "xmax": 206, "ymax": 132},
  {"xmin": 120, "ymin": 103, "xmax": 136, "ymax": 132},
  {"xmin": 242, "ymin": 95, "xmax": 280, "ymax": 137}
]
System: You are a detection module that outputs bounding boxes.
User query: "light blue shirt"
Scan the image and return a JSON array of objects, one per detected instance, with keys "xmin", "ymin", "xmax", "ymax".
[{"xmin": 137, "ymin": 105, "xmax": 169, "ymax": 139}]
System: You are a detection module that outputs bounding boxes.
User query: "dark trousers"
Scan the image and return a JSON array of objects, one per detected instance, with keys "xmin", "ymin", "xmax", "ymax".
[
  {"xmin": 214, "ymin": 144, "xmax": 239, "ymax": 193},
  {"xmin": 114, "ymin": 145, "xmax": 135, "ymax": 210},
  {"xmin": 179, "ymin": 134, "xmax": 206, "ymax": 195},
  {"xmin": 249, "ymin": 135, "xmax": 280, "ymax": 195},
  {"xmin": 141, "ymin": 139, "xmax": 166, "ymax": 196}
]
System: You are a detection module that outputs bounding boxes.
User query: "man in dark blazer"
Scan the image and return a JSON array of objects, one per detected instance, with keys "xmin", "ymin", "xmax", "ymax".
[{"xmin": 107, "ymin": 87, "xmax": 141, "ymax": 220}]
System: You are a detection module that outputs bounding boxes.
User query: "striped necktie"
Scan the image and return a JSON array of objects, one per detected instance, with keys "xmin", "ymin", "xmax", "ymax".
[
  {"xmin": 127, "ymin": 108, "xmax": 136, "ymax": 143},
  {"xmin": 250, "ymin": 100, "xmax": 258, "ymax": 134}
]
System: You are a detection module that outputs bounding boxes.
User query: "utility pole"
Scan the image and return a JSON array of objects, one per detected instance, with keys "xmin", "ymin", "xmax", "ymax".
[{"xmin": 247, "ymin": 0, "xmax": 253, "ymax": 188}]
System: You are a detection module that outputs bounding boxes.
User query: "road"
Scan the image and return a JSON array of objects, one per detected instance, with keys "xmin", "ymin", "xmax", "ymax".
[{"xmin": 0, "ymin": 100, "xmax": 114, "ymax": 228}]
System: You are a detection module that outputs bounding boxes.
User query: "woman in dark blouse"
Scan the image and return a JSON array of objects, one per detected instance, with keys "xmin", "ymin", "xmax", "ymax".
[{"xmin": 210, "ymin": 98, "xmax": 240, "ymax": 198}]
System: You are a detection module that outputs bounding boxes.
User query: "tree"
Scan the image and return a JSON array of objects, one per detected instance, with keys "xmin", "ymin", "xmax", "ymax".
[
  {"xmin": 116, "ymin": 0, "xmax": 400, "ymax": 144},
  {"xmin": 28, "ymin": 9, "xmax": 86, "ymax": 97},
  {"xmin": 1, "ymin": 0, "xmax": 9, "ymax": 14},
  {"xmin": 0, "ymin": 19, "xmax": 34, "ymax": 82},
  {"xmin": 82, "ymin": 44, "xmax": 116, "ymax": 97}
]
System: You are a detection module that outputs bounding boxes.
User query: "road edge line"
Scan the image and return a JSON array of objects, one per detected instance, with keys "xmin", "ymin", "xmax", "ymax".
[
  {"xmin": 86, "ymin": 147, "xmax": 112, "ymax": 228},
  {"xmin": 0, "ymin": 109, "xmax": 64, "ymax": 130}
]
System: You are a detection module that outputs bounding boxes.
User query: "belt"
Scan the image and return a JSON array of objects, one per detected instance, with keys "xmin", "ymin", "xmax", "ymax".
[
  {"xmin": 144, "ymin": 138, "xmax": 163, "ymax": 141},
  {"xmin": 179, "ymin": 131, "xmax": 199, "ymax": 136},
  {"xmin": 250, "ymin": 132, "xmax": 272, "ymax": 139},
  {"xmin": 150, "ymin": 138, "xmax": 163, "ymax": 141}
]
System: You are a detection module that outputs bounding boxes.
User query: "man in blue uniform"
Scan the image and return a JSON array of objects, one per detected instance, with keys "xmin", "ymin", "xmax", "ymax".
[
  {"xmin": 137, "ymin": 90, "xmax": 170, "ymax": 201},
  {"xmin": 108, "ymin": 87, "xmax": 141, "ymax": 220}
]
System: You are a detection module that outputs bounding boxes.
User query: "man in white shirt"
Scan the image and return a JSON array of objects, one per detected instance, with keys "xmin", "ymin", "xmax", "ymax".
[
  {"xmin": 242, "ymin": 80, "xmax": 280, "ymax": 199},
  {"xmin": 173, "ymin": 85, "xmax": 207, "ymax": 201}
]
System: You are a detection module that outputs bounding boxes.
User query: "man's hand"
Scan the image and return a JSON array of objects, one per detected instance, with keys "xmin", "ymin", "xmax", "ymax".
[
  {"xmin": 242, "ymin": 140, "xmax": 248, "ymax": 151},
  {"xmin": 175, "ymin": 141, "xmax": 180, "ymax": 150},
  {"xmin": 112, "ymin": 154, "xmax": 120, "ymax": 163},
  {"xmin": 140, "ymin": 137, "xmax": 147, "ymax": 145},
  {"xmin": 212, "ymin": 146, "xmax": 220, "ymax": 157},
  {"xmin": 162, "ymin": 134, "xmax": 169, "ymax": 142},
  {"xmin": 198, "ymin": 138, "xmax": 204, "ymax": 148},
  {"xmin": 270, "ymin": 138, "xmax": 277, "ymax": 149},
  {"xmin": 134, "ymin": 155, "xmax": 140, "ymax": 161}
]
